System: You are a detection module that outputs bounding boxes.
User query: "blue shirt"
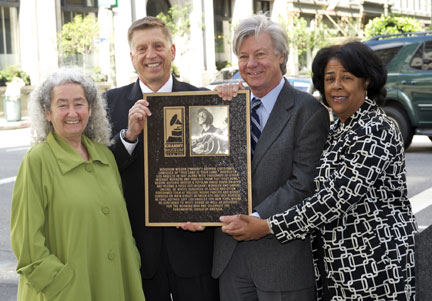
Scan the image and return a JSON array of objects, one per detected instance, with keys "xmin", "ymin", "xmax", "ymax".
[{"xmin": 250, "ymin": 77, "xmax": 285, "ymax": 130}]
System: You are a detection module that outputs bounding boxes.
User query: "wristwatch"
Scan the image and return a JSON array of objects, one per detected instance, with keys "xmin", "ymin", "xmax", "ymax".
[{"xmin": 120, "ymin": 129, "xmax": 138, "ymax": 144}]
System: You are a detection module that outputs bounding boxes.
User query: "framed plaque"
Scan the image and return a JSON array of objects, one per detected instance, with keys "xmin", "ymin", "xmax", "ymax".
[{"xmin": 144, "ymin": 90, "xmax": 252, "ymax": 226}]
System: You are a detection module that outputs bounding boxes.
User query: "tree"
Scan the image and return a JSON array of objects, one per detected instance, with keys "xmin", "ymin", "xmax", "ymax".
[
  {"xmin": 156, "ymin": 3, "xmax": 192, "ymax": 78},
  {"xmin": 364, "ymin": 14, "xmax": 423, "ymax": 40},
  {"xmin": 58, "ymin": 14, "xmax": 100, "ymax": 67},
  {"xmin": 280, "ymin": 13, "xmax": 339, "ymax": 74},
  {"xmin": 156, "ymin": 3, "xmax": 191, "ymax": 38}
]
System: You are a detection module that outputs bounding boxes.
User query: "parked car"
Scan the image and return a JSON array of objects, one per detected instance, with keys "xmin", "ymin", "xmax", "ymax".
[
  {"xmin": 286, "ymin": 76, "xmax": 314, "ymax": 93},
  {"xmin": 207, "ymin": 67, "xmax": 315, "ymax": 93},
  {"xmin": 206, "ymin": 67, "xmax": 244, "ymax": 90},
  {"xmin": 364, "ymin": 31, "xmax": 432, "ymax": 148}
]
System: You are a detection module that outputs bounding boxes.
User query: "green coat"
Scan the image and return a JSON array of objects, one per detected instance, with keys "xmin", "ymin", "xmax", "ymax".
[{"xmin": 11, "ymin": 132, "xmax": 145, "ymax": 301}]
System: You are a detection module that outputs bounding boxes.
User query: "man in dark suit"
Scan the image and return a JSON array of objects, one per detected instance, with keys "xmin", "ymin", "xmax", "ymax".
[
  {"xmin": 213, "ymin": 14, "xmax": 330, "ymax": 300},
  {"xmin": 105, "ymin": 16, "xmax": 218, "ymax": 301}
]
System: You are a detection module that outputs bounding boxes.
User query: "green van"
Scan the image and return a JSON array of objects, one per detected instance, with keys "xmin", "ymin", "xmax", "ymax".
[{"xmin": 364, "ymin": 32, "xmax": 432, "ymax": 149}]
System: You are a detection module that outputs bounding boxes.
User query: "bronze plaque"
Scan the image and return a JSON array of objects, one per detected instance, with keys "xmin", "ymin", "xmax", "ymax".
[{"xmin": 144, "ymin": 91, "xmax": 252, "ymax": 226}]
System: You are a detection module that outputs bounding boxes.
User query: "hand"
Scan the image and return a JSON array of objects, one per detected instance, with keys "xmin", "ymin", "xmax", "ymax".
[
  {"xmin": 215, "ymin": 82, "xmax": 244, "ymax": 100},
  {"xmin": 177, "ymin": 222, "xmax": 206, "ymax": 232},
  {"xmin": 220, "ymin": 215, "xmax": 270, "ymax": 241},
  {"xmin": 126, "ymin": 99, "xmax": 152, "ymax": 141}
]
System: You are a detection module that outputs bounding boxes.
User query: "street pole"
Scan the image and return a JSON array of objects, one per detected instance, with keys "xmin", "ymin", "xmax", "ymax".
[{"xmin": 108, "ymin": 7, "xmax": 117, "ymax": 88}]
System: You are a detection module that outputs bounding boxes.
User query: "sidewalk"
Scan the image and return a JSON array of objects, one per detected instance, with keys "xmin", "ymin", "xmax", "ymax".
[{"xmin": 0, "ymin": 115, "xmax": 30, "ymax": 131}]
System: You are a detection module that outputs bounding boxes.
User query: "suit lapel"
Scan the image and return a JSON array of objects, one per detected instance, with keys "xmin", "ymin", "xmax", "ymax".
[
  {"xmin": 172, "ymin": 76, "xmax": 185, "ymax": 92},
  {"xmin": 128, "ymin": 79, "xmax": 144, "ymax": 102},
  {"xmin": 252, "ymin": 79, "xmax": 295, "ymax": 171}
]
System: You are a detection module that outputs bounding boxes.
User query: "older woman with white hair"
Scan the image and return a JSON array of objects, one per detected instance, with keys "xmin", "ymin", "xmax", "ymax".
[{"xmin": 10, "ymin": 68, "xmax": 145, "ymax": 301}]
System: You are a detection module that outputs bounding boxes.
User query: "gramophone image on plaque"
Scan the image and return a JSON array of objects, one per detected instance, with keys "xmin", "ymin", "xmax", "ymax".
[
  {"xmin": 164, "ymin": 107, "xmax": 186, "ymax": 157},
  {"xmin": 144, "ymin": 91, "xmax": 252, "ymax": 226}
]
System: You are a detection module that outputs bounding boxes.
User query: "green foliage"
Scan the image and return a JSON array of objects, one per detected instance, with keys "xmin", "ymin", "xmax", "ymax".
[
  {"xmin": 280, "ymin": 15, "xmax": 338, "ymax": 57},
  {"xmin": 58, "ymin": 14, "xmax": 100, "ymax": 56},
  {"xmin": 279, "ymin": 14, "xmax": 340, "ymax": 71},
  {"xmin": 0, "ymin": 65, "xmax": 31, "ymax": 86},
  {"xmin": 364, "ymin": 14, "xmax": 423, "ymax": 40},
  {"xmin": 283, "ymin": 16, "xmax": 309, "ymax": 57},
  {"xmin": 156, "ymin": 3, "xmax": 193, "ymax": 78},
  {"xmin": 89, "ymin": 67, "xmax": 108, "ymax": 83},
  {"xmin": 171, "ymin": 64, "xmax": 180, "ymax": 78},
  {"xmin": 156, "ymin": 3, "xmax": 191, "ymax": 38},
  {"xmin": 216, "ymin": 61, "xmax": 231, "ymax": 71}
]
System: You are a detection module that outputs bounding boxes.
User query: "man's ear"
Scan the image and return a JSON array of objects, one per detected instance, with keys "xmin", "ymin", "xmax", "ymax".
[{"xmin": 171, "ymin": 44, "xmax": 176, "ymax": 62}]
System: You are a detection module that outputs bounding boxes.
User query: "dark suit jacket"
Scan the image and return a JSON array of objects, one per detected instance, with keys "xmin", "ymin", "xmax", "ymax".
[
  {"xmin": 105, "ymin": 77, "xmax": 215, "ymax": 279},
  {"xmin": 213, "ymin": 79, "xmax": 330, "ymax": 293}
]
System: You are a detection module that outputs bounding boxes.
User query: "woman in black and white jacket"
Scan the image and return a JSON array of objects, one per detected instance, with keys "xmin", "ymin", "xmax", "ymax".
[{"xmin": 220, "ymin": 41, "xmax": 417, "ymax": 301}]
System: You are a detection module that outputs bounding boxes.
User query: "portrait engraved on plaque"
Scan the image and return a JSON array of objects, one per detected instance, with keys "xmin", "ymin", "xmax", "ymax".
[{"xmin": 189, "ymin": 106, "xmax": 229, "ymax": 156}]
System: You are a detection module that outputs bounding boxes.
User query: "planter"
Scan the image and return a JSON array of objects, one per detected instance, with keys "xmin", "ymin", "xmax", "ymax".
[
  {"xmin": 0, "ymin": 85, "xmax": 34, "ymax": 119},
  {"xmin": 2, "ymin": 95, "xmax": 21, "ymax": 121}
]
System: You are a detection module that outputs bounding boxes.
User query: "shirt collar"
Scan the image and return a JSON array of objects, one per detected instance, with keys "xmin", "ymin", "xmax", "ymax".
[
  {"xmin": 47, "ymin": 132, "xmax": 109, "ymax": 175},
  {"xmin": 250, "ymin": 77, "xmax": 285, "ymax": 113},
  {"xmin": 333, "ymin": 97, "xmax": 377, "ymax": 131},
  {"xmin": 139, "ymin": 75, "xmax": 173, "ymax": 93}
]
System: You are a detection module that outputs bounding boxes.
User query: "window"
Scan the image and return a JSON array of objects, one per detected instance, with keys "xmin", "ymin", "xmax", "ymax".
[
  {"xmin": 373, "ymin": 46, "xmax": 403, "ymax": 66},
  {"xmin": 146, "ymin": 0, "xmax": 170, "ymax": 17},
  {"xmin": 64, "ymin": 0, "xmax": 96, "ymax": 5},
  {"xmin": 410, "ymin": 41, "xmax": 432, "ymax": 71},
  {"xmin": 0, "ymin": 2, "xmax": 19, "ymax": 69},
  {"xmin": 60, "ymin": 0, "xmax": 99, "ymax": 68},
  {"xmin": 61, "ymin": 0, "xmax": 98, "ymax": 24},
  {"xmin": 214, "ymin": 0, "xmax": 232, "ymax": 66},
  {"xmin": 422, "ymin": 41, "xmax": 432, "ymax": 71},
  {"xmin": 254, "ymin": 0, "xmax": 272, "ymax": 14}
]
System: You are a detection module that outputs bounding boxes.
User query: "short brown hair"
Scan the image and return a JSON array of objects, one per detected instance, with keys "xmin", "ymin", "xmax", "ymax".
[{"xmin": 127, "ymin": 16, "xmax": 173, "ymax": 47}]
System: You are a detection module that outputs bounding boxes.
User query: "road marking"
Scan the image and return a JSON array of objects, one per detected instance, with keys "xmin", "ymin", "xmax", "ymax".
[
  {"xmin": 0, "ymin": 177, "xmax": 16, "ymax": 185},
  {"xmin": 6, "ymin": 146, "xmax": 29, "ymax": 152},
  {"xmin": 410, "ymin": 187, "xmax": 432, "ymax": 214},
  {"xmin": 0, "ymin": 260, "xmax": 19, "ymax": 281}
]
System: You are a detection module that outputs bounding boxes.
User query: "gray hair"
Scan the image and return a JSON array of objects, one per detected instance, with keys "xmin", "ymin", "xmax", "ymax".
[
  {"xmin": 28, "ymin": 68, "xmax": 112, "ymax": 146},
  {"xmin": 233, "ymin": 14, "xmax": 289, "ymax": 75}
]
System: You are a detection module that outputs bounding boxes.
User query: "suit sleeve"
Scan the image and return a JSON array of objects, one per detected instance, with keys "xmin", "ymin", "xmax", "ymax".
[
  {"xmin": 104, "ymin": 91, "xmax": 140, "ymax": 173},
  {"xmin": 10, "ymin": 151, "xmax": 73, "ymax": 299},
  {"xmin": 109, "ymin": 132, "xmax": 140, "ymax": 173},
  {"xmin": 254, "ymin": 103, "xmax": 330, "ymax": 218}
]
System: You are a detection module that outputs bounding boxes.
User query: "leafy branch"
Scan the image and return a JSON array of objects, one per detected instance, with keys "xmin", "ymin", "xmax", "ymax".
[{"xmin": 58, "ymin": 14, "xmax": 100, "ymax": 56}]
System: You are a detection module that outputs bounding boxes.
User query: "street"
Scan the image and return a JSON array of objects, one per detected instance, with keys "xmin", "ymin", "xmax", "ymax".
[
  {"xmin": 0, "ymin": 128, "xmax": 29, "ymax": 301},
  {"xmin": 0, "ymin": 128, "xmax": 431, "ymax": 300}
]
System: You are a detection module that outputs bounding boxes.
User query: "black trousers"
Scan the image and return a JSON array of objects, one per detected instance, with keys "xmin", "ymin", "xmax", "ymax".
[{"xmin": 142, "ymin": 240, "xmax": 219, "ymax": 301}]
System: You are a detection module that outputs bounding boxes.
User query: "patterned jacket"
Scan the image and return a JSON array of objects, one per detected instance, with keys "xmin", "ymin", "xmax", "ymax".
[{"xmin": 269, "ymin": 98, "xmax": 417, "ymax": 300}]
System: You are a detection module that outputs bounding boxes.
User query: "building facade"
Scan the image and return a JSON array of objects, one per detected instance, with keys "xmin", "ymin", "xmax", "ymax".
[{"xmin": 0, "ymin": 0, "xmax": 431, "ymax": 88}]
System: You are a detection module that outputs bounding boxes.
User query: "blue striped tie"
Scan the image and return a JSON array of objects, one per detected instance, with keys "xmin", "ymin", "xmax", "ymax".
[{"xmin": 251, "ymin": 97, "xmax": 262, "ymax": 155}]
